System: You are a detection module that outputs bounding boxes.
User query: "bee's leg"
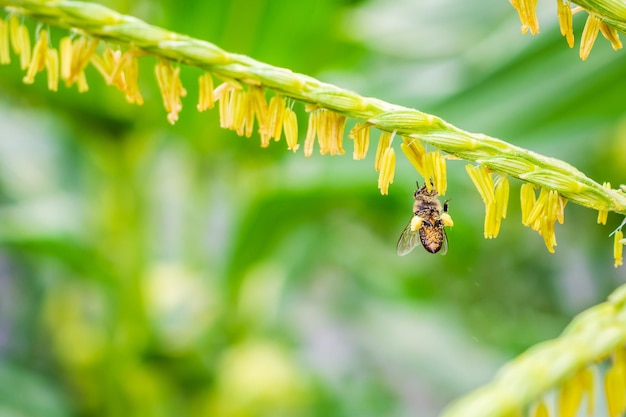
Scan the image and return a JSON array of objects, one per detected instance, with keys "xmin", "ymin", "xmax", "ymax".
[{"xmin": 443, "ymin": 199, "xmax": 450, "ymax": 212}]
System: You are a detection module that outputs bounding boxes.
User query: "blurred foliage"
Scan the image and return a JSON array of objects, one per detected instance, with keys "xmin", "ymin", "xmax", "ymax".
[{"xmin": 0, "ymin": 0, "xmax": 625, "ymax": 416}]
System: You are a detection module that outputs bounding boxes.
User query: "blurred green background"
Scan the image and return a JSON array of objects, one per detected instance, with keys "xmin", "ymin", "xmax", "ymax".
[{"xmin": 0, "ymin": 0, "xmax": 625, "ymax": 416}]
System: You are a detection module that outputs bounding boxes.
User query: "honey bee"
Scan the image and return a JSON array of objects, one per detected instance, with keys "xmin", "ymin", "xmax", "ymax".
[{"xmin": 397, "ymin": 182, "xmax": 453, "ymax": 255}]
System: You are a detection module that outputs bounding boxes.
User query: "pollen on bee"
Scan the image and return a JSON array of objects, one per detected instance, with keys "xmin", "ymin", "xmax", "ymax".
[
  {"xmin": 348, "ymin": 123, "xmax": 370, "ymax": 160},
  {"xmin": 410, "ymin": 215, "xmax": 423, "ymax": 232},
  {"xmin": 597, "ymin": 182, "xmax": 611, "ymax": 225},
  {"xmin": 0, "ymin": 17, "xmax": 10, "ymax": 65},
  {"xmin": 614, "ymin": 230, "xmax": 624, "ymax": 268},
  {"xmin": 441, "ymin": 212, "xmax": 454, "ymax": 227},
  {"xmin": 377, "ymin": 146, "xmax": 396, "ymax": 196}
]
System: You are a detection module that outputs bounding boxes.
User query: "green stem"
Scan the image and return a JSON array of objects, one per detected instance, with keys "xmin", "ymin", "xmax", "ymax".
[
  {"xmin": 1, "ymin": 0, "xmax": 626, "ymax": 214},
  {"xmin": 440, "ymin": 283, "xmax": 626, "ymax": 417},
  {"xmin": 574, "ymin": 0, "xmax": 626, "ymax": 31}
]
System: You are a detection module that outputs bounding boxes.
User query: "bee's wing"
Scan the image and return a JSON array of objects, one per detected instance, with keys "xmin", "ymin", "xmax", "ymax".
[
  {"xmin": 438, "ymin": 229, "xmax": 448, "ymax": 256},
  {"xmin": 397, "ymin": 220, "xmax": 421, "ymax": 256}
]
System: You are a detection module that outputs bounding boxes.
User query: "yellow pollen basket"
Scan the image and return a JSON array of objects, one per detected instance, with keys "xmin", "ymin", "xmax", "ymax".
[
  {"xmin": 441, "ymin": 212, "xmax": 454, "ymax": 227},
  {"xmin": 410, "ymin": 216, "xmax": 423, "ymax": 232}
]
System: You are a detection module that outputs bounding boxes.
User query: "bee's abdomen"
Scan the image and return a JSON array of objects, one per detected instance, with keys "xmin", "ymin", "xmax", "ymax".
[{"xmin": 419, "ymin": 226, "xmax": 444, "ymax": 253}]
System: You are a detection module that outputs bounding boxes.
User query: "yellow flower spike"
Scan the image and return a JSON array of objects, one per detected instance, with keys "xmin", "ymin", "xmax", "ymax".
[
  {"xmin": 197, "ymin": 73, "xmax": 215, "ymax": 111},
  {"xmin": 400, "ymin": 137, "xmax": 431, "ymax": 185},
  {"xmin": 580, "ymin": 14, "xmax": 601, "ymax": 61},
  {"xmin": 494, "ymin": 175, "xmax": 510, "ymax": 220},
  {"xmin": 304, "ymin": 110, "xmax": 318, "ymax": 158},
  {"xmin": 122, "ymin": 52, "xmax": 143, "ymax": 105},
  {"xmin": 510, "ymin": 0, "xmax": 540, "ymax": 35},
  {"xmin": 155, "ymin": 59, "xmax": 187, "ymax": 124},
  {"xmin": 267, "ymin": 94, "xmax": 286, "ymax": 142},
  {"xmin": 557, "ymin": 0, "xmax": 575, "ymax": 48},
  {"xmin": 465, "ymin": 165, "xmax": 495, "ymax": 205},
  {"xmin": 377, "ymin": 146, "xmax": 396, "ymax": 195},
  {"xmin": 59, "ymin": 36, "xmax": 72, "ymax": 81},
  {"xmin": 558, "ymin": 370, "xmax": 584, "ymax": 417},
  {"xmin": 348, "ymin": 123, "xmax": 370, "ymax": 160},
  {"xmin": 545, "ymin": 189, "xmax": 558, "ymax": 226},
  {"xmin": 249, "ymin": 86, "xmax": 268, "ymax": 133},
  {"xmin": 9, "ymin": 15, "xmax": 20, "ymax": 55},
  {"xmin": 605, "ymin": 348, "xmax": 626, "ymax": 416},
  {"xmin": 597, "ymin": 182, "xmax": 611, "ymax": 224},
  {"xmin": 76, "ymin": 70, "xmax": 88, "ymax": 93},
  {"xmin": 599, "ymin": 22, "xmax": 622, "ymax": 51},
  {"xmin": 521, "ymin": 183, "xmax": 537, "ymax": 226},
  {"xmin": 311, "ymin": 109, "xmax": 346, "ymax": 156},
  {"xmin": 317, "ymin": 109, "xmax": 331, "ymax": 155},
  {"xmin": 23, "ymin": 28, "xmax": 48, "ymax": 84},
  {"xmin": 578, "ymin": 368, "xmax": 595, "ymax": 416},
  {"xmin": 533, "ymin": 189, "xmax": 560, "ymax": 253},
  {"xmin": 303, "ymin": 107, "xmax": 319, "ymax": 157},
  {"xmin": 557, "ymin": 195, "xmax": 567, "ymax": 224},
  {"xmin": 232, "ymin": 89, "xmax": 250, "ymax": 137},
  {"xmin": 484, "ymin": 202, "xmax": 498, "ymax": 239},
  {"xmin": 243, "ymin": 90, "xmax": 260, "ymax": 138},
  {"xmin": 327, "ymin": 111, "xmax": 346, "ymax": 156},
  {"xmin": 526, "ymin": 187, "xmax": 549, "ymax": 230},
  {"xmin": 45, "ymin": 47, "xmax": 59, "ymax": 91},
  {"xmin": 229, "ymin": 88, "xmax": 246, "ymax": 136},
  {"xmin": 374, "ymin": 131, "xmax": 393, "ymax": 172},
  {"xmin": 0, "ymin": 18, "xmax": 10, "ymax": 65},
  {"xmin": 466, "ymin": 165, "xmax": 507, "ymax": 238},
  {"xmin": 17, "ymin": 24, "xmax": 31, "ymax": 70},
  {"xmin": 60, "ymin": 37, "xmax": 98, "ymax": 88},
  {"xmin": 283, "ymin": 108, "xmax": 299, "ymax": 152},
  {"xmin": 532, "ymin": 400, "xmax": 549, "ymax": 417},
  {"xmin": 431, "ymin": 151, "xmax": 447, "ymax": 196},
  {"xmin": 90, "ymin": 48, "xmax": 117, "ymax": 86},
  {"xmin": 614, "ymin": 230, "xmax": 624, "ymax": 268},
  {"xmin": 215, "ymin": 83, "xmax": 231, "ymax": 128}
]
